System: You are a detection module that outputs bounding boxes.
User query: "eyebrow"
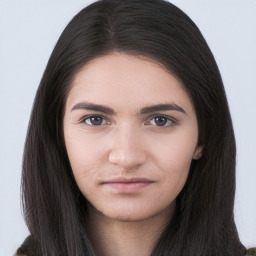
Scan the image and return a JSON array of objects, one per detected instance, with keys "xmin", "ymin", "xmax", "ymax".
[
  {"xmin": 140, "ymin": 104, "xmax": 187, "ymax": 115},
  {"xmin": 71, "ymin": 102, "xmax": 187, "ymax": 115},
  {"xmin": 71, "ymin": 102, "xmax": 116, "ymax": 115}
]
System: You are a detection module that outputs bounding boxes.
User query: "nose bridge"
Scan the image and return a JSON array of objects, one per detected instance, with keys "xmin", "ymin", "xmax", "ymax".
[{"xmin": 108, "ymin": 123, "xmax": 147, "ymax": 169}]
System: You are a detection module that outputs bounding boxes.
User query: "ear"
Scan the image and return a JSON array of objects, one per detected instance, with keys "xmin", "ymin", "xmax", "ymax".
[{"xmin": 193, "ymin": 145, "xmax": 203, "ymax": 160}]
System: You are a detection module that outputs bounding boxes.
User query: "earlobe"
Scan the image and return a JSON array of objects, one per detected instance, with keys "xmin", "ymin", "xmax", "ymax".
[{"xmin": 193, "ymin": 146, "xmax": 203, "ymax": 160}]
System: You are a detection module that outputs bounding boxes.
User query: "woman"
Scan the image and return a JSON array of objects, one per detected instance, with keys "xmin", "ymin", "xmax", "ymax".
[{"xmin": 16, "ymin": 0, "xmax": 255, "ymax": 255}]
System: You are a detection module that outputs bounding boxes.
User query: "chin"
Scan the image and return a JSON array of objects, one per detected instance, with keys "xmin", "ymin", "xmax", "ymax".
[
  {"xmin": 102, "ymin": 213, "xmax": 155, "ymax": 222},
  {"xmin": 96, "ymin": 204, "xmax": 173, "ymax": 223}
]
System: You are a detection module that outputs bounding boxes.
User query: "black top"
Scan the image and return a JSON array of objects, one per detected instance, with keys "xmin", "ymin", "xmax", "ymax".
[{"xmin": 16, "ymin": 236, "xmax": 256, "ymax": 256}]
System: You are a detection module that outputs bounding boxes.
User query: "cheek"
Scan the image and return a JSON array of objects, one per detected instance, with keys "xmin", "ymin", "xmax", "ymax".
[
  {"xmin": 149, "ymin": 131, "xmax": 197, "ymax": 194},
  {"xmin": 64, "ymin": 132, "xmax": 104, "ymax": 186},
  {"xmin": 155, "ymin": 151, "xmax": 192, "ymax": 206},
  {"xmin": 150, "ymin": 130, "xmax": 197, "ymax": 167},
  {"xmin": 65, "ymin": 137, "xmax": 103, "ymax": 203},
  {"xmin": 161, "ymin": 153, "xmax": 191, "ymax": 197}
]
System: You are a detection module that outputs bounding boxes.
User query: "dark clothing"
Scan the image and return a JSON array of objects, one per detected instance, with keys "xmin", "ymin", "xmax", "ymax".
[{"xmin": 16, "ymin": 236, "xmax": 256, "ymax": 256}]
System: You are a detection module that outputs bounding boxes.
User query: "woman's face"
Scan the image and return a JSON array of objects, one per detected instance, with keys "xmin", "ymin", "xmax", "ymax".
[{"xmin": 63, "ymin": 53, "xmax": 201, "ymax": 221}]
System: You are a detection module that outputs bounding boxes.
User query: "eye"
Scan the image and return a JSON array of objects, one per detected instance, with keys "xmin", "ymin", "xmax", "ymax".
[
  {"xmin": 148, "ymin": 116, "xmax": 175, "ymax": 127},
  {"xmin": 81, "ymin": 115, "xmax": 109, "ymax": 126}
]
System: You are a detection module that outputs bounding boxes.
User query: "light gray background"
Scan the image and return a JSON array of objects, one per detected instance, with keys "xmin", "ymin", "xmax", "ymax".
[{"xmin": 0, "ymin": 0, "xmax": 255, "ymax": 255}]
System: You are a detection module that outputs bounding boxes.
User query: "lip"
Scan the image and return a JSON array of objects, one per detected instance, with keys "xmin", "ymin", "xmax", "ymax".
[{"xmin": 101, "ymin": 177, "xmax": 155, "ymax": 193}]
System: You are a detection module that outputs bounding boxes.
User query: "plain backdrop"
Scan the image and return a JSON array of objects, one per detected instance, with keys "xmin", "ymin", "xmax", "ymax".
[{"xmin": 0, "ymin": 0, "xmax": 255, "ymax": 255}]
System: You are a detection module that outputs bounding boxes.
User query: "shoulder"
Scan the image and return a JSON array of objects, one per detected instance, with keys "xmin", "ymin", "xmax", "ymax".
[
  {"xmin": 15, "ymin": 248, "xmax": 27, "ymax": 256},
  {"xmin": 247, "ymin": 248, "xmax": 256, "ymax": 256},
  {"xmin": 15, "ymin": 239, "xmax": 256, "ymax": 256},
  {"xmin": 15, "ymin": 236, "xmax": 39, "ymax": 256}
]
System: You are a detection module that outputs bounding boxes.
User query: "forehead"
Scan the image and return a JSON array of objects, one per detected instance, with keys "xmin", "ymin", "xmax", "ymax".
[{"xmin": 66, "ymin": 53, "xmax": 195, "ymax": 115}]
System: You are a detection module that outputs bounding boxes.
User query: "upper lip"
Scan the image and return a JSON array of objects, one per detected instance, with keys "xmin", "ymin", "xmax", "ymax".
[{"xmin": 101, "ymin": 177, "xmax": 154, "ymax": 184}]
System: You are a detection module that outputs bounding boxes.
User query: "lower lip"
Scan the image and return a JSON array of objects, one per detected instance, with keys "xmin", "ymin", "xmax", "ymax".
[{"xmin": 105, "ymin": 182, "xmax": 153, "ymax": 193}]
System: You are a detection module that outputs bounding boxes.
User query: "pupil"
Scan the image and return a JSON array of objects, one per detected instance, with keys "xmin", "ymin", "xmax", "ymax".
[
  {"xmin": 155, "ymin": 116, "xmax": 167, "ymax": 126},
  {"xmin": 90, "ymin": 116, "xmax": 103, "ymax": 125}
]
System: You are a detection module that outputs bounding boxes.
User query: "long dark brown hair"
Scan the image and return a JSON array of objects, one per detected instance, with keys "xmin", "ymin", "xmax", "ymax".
[{"xmin": 21, "ymin": 0, "xmax": 246, "ymax": 255}]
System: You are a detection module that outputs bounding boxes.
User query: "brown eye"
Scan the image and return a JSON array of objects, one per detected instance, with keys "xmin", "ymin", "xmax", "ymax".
[
  {"xmin": 84, "ymin": 115, "xmax": 106, "ymax": 126},
  {"xmin": 148, "ymin": 116, "xmax": 174, "ymax": 127},
  {"xmin": 154, "ymin": 116, "xmax": 167, "ymax": 126}
]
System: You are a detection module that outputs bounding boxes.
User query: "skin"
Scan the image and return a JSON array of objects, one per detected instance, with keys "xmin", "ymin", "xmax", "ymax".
[{"xmin": 63, "ymin": 52, "xmax": 202, "ymax": 256}]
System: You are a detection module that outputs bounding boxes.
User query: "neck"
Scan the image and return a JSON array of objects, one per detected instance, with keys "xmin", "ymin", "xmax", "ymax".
[{"xmin": 86, "ymin": 203, "xmax": 175, "ymax": 256}]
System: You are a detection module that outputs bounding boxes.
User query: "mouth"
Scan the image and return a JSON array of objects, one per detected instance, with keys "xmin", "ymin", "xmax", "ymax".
[{"xmin": 101, "ymin": 177, "xmax": 155, "ymax": 193}]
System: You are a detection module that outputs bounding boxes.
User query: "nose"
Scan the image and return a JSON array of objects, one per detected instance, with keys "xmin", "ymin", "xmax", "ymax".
[{"xmin": 108, "ymin": 125, "xmax": 147, "ymax": 170}]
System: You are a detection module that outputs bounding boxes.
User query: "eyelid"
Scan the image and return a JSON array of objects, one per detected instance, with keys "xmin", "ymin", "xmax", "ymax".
[
  {"xmin": 147, "ymin": 113, "xmax": 177, "ymax": 122},
  {"xmin": 145, "ymin": 114, "xmax": 178, "ymax": 127},
  {"xmin": 79, "ymin": 114, "xmax": 110, "ymax": 125},
  {"xmin": 77, "ymin": 113, "xmax": 177, "ymax": 127}
]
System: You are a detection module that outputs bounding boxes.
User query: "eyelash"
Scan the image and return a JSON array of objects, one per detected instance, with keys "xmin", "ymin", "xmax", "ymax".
[
  {"xmin": 79, "ymin": 115, "xmax": 110, "ymax": 126},
  {"xmin": 79, "ymin": 114, "xmax": 177, "ymax": 128},
  {"xmin": 145, "ymin": 114, "xmax": 177, "ymax": 128}
]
